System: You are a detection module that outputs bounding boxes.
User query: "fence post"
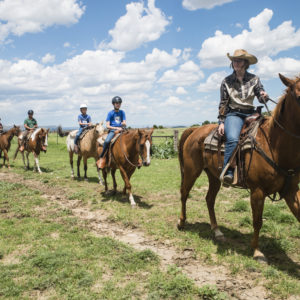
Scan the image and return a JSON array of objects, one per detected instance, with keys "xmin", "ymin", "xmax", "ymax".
[{"xmin": 173, "ymin": 130, "xmax": 178, "ymax": 152}]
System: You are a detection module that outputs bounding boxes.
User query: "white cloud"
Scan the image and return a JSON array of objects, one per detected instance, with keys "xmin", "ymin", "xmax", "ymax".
[
  {"xmin": 162, "ymin": 96, "xmax": 184, "ymax": 106},
  {"xmin": 182, "ymin": 48, "xmax": 192, "ymax": 61},
  {"xmin": 182, "ymin": 0, "xmax": 234, "ymax": 10},
  {"xmin": 64, "ymin": 42, "xmax": 71, "ymax": 48},
  {"xmin": 198, "ymin": 8, "xmax": 300, "ymax": 68},
  {"xmin": 107, "ymin": 0, "xmax": 170, "ymax": 51},
  {"xmin": 0, "ymin": 0, "xmax": 85, "ymax": 43},
  {"xmin": 176, "ymin": 87, "xmax": 187, "ymax": 94},
  {"xmin": 159, "ymin": 60, "xmax": 204, "ymax": 86},
  {"xmin": 41, "ymin": 53, "xmax": 55, "ymax": 64},
  {"xmin": 198, "ymin": 71, "xmax": 227, "ymax": 92},
  {"xmin": 255, "ymin": 56, "xmax": 300, "ymax": 80}
]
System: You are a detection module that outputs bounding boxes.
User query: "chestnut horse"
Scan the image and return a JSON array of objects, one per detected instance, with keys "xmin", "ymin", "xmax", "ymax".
[
  {"xmin": 0, "ymin": 125, "xmax": 21, "ymax": 169},
  {"xmin": 66, "ymin": 123, "xmax": 105, "ymax": 182},
  {"xmin": 178, "ymin": 74, "xmax": 300, "ymax": 262},
  {"xmin": 14, "ymin": 128, "xmax": 49, "ymax": 173},
  {"xmin": 99, "ymin": 129, "xmax": 154, "ymax": 206}
]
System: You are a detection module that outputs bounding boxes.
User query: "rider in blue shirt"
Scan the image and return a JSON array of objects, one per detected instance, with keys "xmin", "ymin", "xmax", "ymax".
[
  {"xmin": 74, "ymin": 103, "xmax": 92, "ymax": 153},
  {"xmin": 96, "ymin": 96, "xmax": 126, "ymax": 169}
]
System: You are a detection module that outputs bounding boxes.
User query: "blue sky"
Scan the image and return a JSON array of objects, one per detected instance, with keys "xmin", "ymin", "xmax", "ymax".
[{"xmin": 0, "ymin": 0, "xmax": 300, "ymax": 127}]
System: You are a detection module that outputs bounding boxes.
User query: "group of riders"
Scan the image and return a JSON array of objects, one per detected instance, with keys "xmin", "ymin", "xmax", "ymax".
[{"xmin": 0, "ymin": 49, "xmax": 269, "ymax": 185}]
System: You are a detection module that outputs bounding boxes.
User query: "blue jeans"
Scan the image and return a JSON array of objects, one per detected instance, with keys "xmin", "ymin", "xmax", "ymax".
[
  {"xmin": 74, "ymin": 127, "xmax": 84, "ymax": 145},
  {"xmin": 100, "ymin": 130, "xmax": 115, "ymax": 158},
  {"xmin": 223, "ymin": 112, "xmax": 251, "ymax": 172}
]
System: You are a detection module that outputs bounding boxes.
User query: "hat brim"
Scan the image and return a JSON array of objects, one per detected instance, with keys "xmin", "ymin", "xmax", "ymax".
[{"xmin": 227, "ymin": 53, "xmax": 257, "ymax": 65}]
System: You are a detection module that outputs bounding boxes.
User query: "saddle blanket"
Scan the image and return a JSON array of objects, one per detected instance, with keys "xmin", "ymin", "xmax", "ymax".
[
  {"xmin": 204, "ymin": 120, "xmax": 261, "ymax": 152},
  {"xmin": 97, "ymin": 132, "xmax": 121, "ymax": 147}
]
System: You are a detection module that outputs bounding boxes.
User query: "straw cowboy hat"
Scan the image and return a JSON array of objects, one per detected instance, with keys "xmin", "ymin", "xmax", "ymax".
[{"xmin": 227, "ymin": 49, "xmax": 258, "ymax": 65}]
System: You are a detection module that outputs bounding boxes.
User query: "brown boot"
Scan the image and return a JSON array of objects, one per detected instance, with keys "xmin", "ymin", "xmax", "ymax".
[
  {"xmin": 96, "ymin": 157, "xmax": 106, "ymax": 169},
  {"xmin": 74, "ymin": 144, "xmax": 79, "ymax": 154}
]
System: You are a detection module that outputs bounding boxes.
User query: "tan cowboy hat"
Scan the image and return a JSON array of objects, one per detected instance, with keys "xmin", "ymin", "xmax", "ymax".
[{"xmin": 227, "ymin": 49, "xmax": 257, "ymax": 65}]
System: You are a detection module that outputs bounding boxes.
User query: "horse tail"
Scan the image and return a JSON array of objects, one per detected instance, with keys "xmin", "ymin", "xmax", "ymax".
[
  {"xmin": 57, "ymin": 125, "xmax": 70, "ymax": 137},
  {"xmin": 178, "ymin": 127, "xmax": 197, "ymax": 187}
]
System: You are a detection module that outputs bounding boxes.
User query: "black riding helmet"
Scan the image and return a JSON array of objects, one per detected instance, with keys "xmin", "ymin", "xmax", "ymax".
[
  {"xmin": 112, "ymin": 96, "xmax": 122, "ymax": 104},
  {"xmin": 28, "ymin": 110, "xmax": 34, "ymax": 115}
]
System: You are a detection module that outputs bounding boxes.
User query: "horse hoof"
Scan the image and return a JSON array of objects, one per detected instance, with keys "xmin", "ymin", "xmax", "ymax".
[
  {"xmin": 253, "ymin": 249, "xmax": 268, "ymax": 264},
  {"xmin": 131, "ymin": 203, "xmax": 136, "ymax": 208},
  {"xmin": 84, "ymin": 178, "xmax": 88, "ymax": 182},
  {"xmin": 177, "ymin": 219, "xmax": 185, "ymax": 230}
]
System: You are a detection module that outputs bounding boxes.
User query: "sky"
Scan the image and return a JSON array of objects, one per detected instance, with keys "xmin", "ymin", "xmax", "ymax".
[{"xmin": 0, "ymin": 0, "xmax": 300, "ymax": 127}]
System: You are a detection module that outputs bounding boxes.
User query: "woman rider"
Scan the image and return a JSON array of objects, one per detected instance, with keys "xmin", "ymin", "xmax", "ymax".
[
  {"xmin": 96, "ymin": 96, "xmax": 126, "ymax": 169},
  {"xmin": 218, "ymin": 49, "xmax": 269, "ymax": 185}
]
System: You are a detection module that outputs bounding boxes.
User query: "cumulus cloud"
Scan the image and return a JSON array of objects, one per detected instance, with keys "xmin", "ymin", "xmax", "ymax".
[
  {"xmin": 198, "ymin": 71, "xmax": 227, "ymax": 92},
  {"xmin": 198, "ymin": 8, "xmax": 300, "ymax": 68},
  {"xmin": 182, "ymin": 0, "xmax": 234, "ymax": 10},
  {"xmin": 176, "ymin": 87, "xmax": 187, "ymax": 94},
  {"xmin": 161, "ymin": 96, "xmax": 184, "ymax": 106},
  {"xmin": 41, "ymin": 53, "xmax": 55, "ymax": 64},
  {"xmin": 0, "ymin": 0, "xmax": 85, "ymax": 43},
  {"xmin": 158, "ymin": 61, "xmax": 204, "ymax": 86},
  {"xmin": 256, "ymin": 56, "xmax": 300, "ymax": 80},
  {"xmin": 107, "ymin": 0, "xmax": 170, "ymax": 51}
]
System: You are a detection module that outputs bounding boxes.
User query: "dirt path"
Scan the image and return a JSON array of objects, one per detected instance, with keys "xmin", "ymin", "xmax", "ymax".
[{"xmin": 0, "ymin": 172, "xmax": 271, "ymax": 300}]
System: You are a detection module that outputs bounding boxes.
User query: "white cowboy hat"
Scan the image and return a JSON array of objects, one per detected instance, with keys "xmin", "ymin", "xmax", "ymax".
[
  {"xmin": 80, "ymin": 103, "xmax": 87, "ymax": 109},
  {"xmin": 227, "ymin": 49, "xmax": 258, "ymax": 65}
]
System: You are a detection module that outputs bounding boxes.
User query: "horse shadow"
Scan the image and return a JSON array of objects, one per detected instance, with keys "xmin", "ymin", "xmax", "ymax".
[
  {"xmin": 100, "ymin": 190, "xmax": 153, "ymax": 209},
  {"xmin": 182, "ymin": 222, "xmax": 300, "ymax": 280}
]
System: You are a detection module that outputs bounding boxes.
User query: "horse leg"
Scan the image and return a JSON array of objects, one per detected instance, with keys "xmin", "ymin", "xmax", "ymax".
[
  {"xmin": 177, "ymin": 162, "xmax": 203, "ymax": 230},
  {"xmin": 3, "ymin": 149, "xmax": 9, "ymax": 169},
  {"xmin": 83, "ymin": 156, "xmax": 88, "ymax": 181},
  {"xmin": 284, "ymin": 187, "xmax": 300, "ymax": 222},
  {"xmin": 77, "ymin": 155, "xmax": 82, "ymax": 178},
  {"xmin": 69, "ymin": 151, "xmax": 74, "ymax": 179},
  {"xmin": 26, "ymin": 152, "xmax": 30, "ymax": 170},
  {"xmin": 95, "ymin": 158, "xmax": 104, "ymax": 185},
  {"xmin": 21, "ymin": 151, "xmax": 26, "ymax": 169},
  {"xmin": 102, "ymin": 168, "xmax": 108, "ymax": 192},
  {"xmin": 122, "ymin": 167, "xmax": 135, "ymax": 195},
  {"xmin": 119, "ymin": 166, "xmax": 135, "ymax": 206},
  {"xmin": 250, "ymin": 188, "xmax": 266, "ymax": 262},
  {"xmin": 33, "ymin": 153, "xmax": 42, "ymax": 173},
  {"xmin": 205, "ymin": 169, "xmax": 223, "ymax": 240},
  {"xmin": 111, "ymin": 168, "xmax": 117, "ymax": 194}
]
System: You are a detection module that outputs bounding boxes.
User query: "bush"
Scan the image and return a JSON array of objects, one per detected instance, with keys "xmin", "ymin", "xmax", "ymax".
[{"xmin": 152, "ymin": 139, "xmax": 175, "ymax": 159}]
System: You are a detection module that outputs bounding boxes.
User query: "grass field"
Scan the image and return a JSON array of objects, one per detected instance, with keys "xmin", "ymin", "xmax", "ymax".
[{"xmin": 0, "ymin": 130, "xmax": 300, "ymax": 299}]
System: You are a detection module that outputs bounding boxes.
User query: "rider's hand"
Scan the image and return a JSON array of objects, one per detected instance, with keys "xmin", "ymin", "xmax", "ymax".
[
  {"xmin": 260, "ymin": 91, "xmax": 268, "ymax": 100},
  {"xmin": 218, "ymin": 123, "xmax": 224, "ymax": 136}
]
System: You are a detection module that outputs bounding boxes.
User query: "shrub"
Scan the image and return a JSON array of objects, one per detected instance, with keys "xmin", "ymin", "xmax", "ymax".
[{"xmin": 151, "ymin": 139, "xmax": 175, "ymax": 159}]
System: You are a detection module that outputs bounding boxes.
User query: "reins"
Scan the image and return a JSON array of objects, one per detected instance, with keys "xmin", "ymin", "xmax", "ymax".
[{"xmin": 119, "ymin": 130, "xmax": 144, "ymax": 168}]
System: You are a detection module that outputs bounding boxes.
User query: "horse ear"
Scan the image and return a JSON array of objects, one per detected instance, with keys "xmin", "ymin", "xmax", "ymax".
[
  {"xmin": 100, "ymin": 121, "xmax": 103, "ymax": 125},
  {"xmin": 138, "ymin": 129, "xmax": 143, "ymax": 136},
  {"xmin": 14, "ymin": 125, "xmax": 16, "ymax": 128},
  {"xmin": 279, "ymin": 73, "xmax": 293, "ymax": 87},
  {"xmin": 47, "ymin": 128, "xmax": 50, "ymax": 133}
]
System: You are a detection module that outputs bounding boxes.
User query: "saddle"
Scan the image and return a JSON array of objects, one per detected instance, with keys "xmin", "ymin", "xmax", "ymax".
[
  {"xmin": 98, "ymin": 131, "xmax": 122, "ymax": 167},
  {"xmin": 204, "ymin": 112, "xmax": 265, "ymax": 187}
]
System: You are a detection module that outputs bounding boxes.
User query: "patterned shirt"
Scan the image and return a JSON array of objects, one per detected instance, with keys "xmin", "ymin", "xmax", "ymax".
[{"xmin": 218, "ymin": 71, "xmax": 266, "ymax": 123}]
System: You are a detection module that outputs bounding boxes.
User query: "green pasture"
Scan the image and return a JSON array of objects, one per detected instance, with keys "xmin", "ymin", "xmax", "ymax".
[{"xmin": 1, "ymin": 131, "xmax": 300, "ymax": 299}]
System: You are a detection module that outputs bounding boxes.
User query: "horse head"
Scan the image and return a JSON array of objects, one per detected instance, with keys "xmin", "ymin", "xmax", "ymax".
[
  {"xmin": 137, "ymin": 128, "xmax": 154, "ymax": 166},
  {"xmin": 37, "ymin": 128, "xmax": 49, "ymax": 152},
  {"xmin": 279, "ymin": 73, "xmax": 300, "ymax": 105},
  {"xmin": 95, "ymin": 121, "xmax": 105, "ymax": 137},
  {"xmin": 13, "ymin": 125, "xmax": 21, "ymax": 136}
]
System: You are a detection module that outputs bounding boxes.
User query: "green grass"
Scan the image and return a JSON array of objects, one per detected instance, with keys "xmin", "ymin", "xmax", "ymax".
[{"xmin": 1, "ymin": 132, "xmax": 300, "ymax": 299}]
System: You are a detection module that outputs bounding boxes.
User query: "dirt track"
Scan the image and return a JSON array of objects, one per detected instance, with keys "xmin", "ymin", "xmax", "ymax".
[{"xmin": 0, "ymin": 171, "xmax": 271, "ymax": 300}]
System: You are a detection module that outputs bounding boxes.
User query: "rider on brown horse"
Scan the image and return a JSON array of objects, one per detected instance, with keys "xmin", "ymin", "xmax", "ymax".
[
  {"xmin": 217, "ymin": 49, "xmax": 269, "ymax": 185},
  {"xmin": 97, "ymin": 96, "xmax": 126, "ymax": 169},
  {"xmin": 19, "ymin": 110, "xmax": 38, "ymax": 152},
  {"xmin": 74, "ymin": 103, "xmax": 92, "ymax": 154}
]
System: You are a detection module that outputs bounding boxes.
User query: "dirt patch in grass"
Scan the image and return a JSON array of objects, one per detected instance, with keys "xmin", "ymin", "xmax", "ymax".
[{"xmin": 0, "ymin": 171, "xmax": 272, "ymax": 300}]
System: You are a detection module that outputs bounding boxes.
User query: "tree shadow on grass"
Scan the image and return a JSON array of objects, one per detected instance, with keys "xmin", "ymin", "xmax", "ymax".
[
  {"xmin": 182, "ymin": 221, "xmax": 300, "ymax": 280},
  {"xmin": 100, "ymin": 190, "xmax": 153, "ymax": 209}
]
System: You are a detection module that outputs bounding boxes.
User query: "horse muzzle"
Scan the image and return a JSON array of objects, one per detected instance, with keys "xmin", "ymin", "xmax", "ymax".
[{"xmin": 42, "ymin": 145, "xmax": 47, "ymax": 152}]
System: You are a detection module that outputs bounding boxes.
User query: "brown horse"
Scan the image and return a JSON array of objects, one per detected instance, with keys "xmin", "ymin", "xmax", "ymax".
[
  {"xmin": 66, "ymin": 123, "xmax": 105, "ymax": 182},
  {"xmin": 99, "ymin": 129, "xmax": 154, "ymax": 206},
  {"xmin": 178, "ymin": 73, "xmax": 300, "ymax": 261},
  {"xmin": 14, "ymin": 128, "xmax": 49, "ymax": 173},
  {"xmin": 0, "ymin": 125, "xmax": 21, "ymax": 169}
]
